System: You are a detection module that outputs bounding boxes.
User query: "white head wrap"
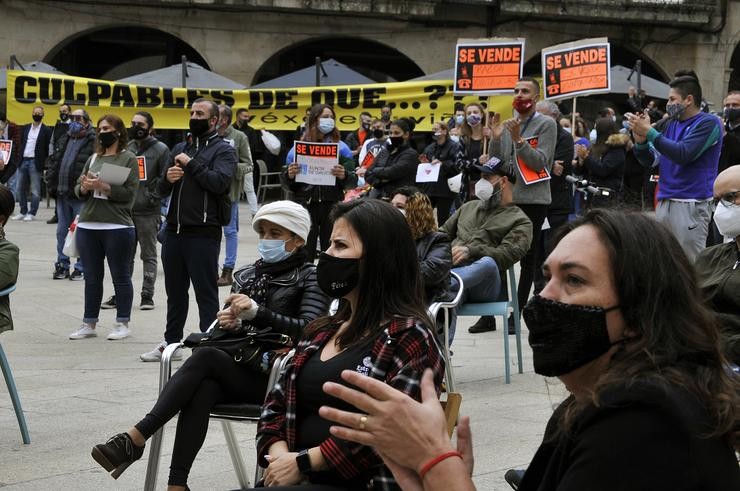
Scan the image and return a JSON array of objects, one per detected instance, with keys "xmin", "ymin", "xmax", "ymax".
[{"xmin": 251, "ymin": 200, "xmax": 311, "ymax": 242}]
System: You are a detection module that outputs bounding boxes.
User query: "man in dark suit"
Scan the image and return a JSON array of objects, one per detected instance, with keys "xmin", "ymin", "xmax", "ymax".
[{"xmin": 12, "ymin": 106, "xmax": 52, "ymax": 221}]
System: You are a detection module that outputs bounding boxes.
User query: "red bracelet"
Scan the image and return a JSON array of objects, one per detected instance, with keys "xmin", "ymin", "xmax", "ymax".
[{"xmin": 419, "ymin": 451, "xmax": 462, "ymax": 481}]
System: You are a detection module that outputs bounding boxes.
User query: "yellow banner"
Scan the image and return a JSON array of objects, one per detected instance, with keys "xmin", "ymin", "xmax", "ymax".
[{"xmin": 6, "ymin": 70, "xmax": 516, "ymax": 132}]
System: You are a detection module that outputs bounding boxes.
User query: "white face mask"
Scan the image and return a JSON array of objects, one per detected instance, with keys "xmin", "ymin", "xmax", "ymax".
[
  {"xmin": 450, "ymin": 135, "xmax": 460, "ymax": 143},
  {"xmin": 474, "ymin": 178, "xmax": 494, "ymax": 202},
  {"xmin": 713, "ymin": 201, "xmax": 740, "ymax": 238}
]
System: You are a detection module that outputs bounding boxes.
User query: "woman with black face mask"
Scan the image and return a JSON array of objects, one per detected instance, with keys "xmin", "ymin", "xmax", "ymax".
[
  {"xmin": 283, "ymin": 104, "xmax": 357, "ymax": 262},
  {"xmin": 365, "ymin": 118, "xmax": 418, "ymax": 199},
  {"xmin": 69, "ymin": 114, "xmax": 139, "ymax": 342},
  {"xmin": 317, "ymin": 208, "xmax": 740, "ymax": 491},
  {"xmin": 252, "ymin": 199, "xmax": 444, "ymax": 490}
]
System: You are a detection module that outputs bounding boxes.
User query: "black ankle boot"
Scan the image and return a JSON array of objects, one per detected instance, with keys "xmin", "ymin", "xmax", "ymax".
[
  {"xmin": 91, "ymin": 432, "xmax": 144, "ymax": 479},
  {"xmin": 468, "ymin": 315, "xmax": 497, "ymax": 333}
]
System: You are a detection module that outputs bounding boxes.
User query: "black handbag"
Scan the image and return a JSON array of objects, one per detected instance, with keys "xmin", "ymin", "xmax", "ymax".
[{"xmin": 183, "ymin": 326, "xmax": 292, "ymax": 373}]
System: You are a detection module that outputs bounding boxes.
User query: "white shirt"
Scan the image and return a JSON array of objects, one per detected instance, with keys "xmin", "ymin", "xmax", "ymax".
[{"xmin": 23, "ymin": 123, "xmax": 41, "ymax": 158}]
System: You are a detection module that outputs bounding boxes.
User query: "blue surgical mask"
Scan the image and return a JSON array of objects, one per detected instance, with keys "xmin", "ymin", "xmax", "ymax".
[
  {"xmin": 318, "ymin": 117, "xmax": 335, "ymax": 134},
  {"xmin": 258, "ymin": 239, "xmax": 292, "ymax": 263},
  {"xmin": 455, "ymin": 115, "xmax": 464, "ymax": 125},
  {"xmin": 69, "ymin": 121, "xmax": 83, "ymax": 134}
]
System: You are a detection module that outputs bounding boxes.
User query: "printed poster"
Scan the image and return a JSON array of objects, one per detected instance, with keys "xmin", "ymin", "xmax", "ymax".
[{"xmin": 295, "ymin": 141, "xmax": 338, "ymax": 186}]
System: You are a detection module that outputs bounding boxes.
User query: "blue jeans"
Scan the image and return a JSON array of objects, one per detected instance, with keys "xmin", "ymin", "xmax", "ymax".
[
  {"xmin": 17, "ymin": 158, "xmax": 41, "ymax": 215},
  {"xmin": 77, "ymin": 227, "xmax": 135, "ymax": 323},
  {"xmin": 55, "ymin": 196, "xmax": 84, "ymax": 271},
  {"xmin": 449, "ymin": 256, "xmax": 502, "ymax": 341},
  {"xmin": 222, "ymin": 201, "xmax": 239, "ymax": 269}
]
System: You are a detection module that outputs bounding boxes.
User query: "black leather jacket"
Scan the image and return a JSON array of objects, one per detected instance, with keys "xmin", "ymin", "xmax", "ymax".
[
  {"xmin": 416, "ymin": 231, "xmax": 452, "ymax": 304},
  {"xmin": 231, "ymin": 261, "xmax": 329, "ymax": 343}
]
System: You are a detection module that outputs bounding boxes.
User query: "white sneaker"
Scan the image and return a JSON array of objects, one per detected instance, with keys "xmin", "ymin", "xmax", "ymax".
[
  {"xmin": 69, "ymin": 324, "xmax": 97, "ymax": 340},
  {"xmin": 10, "ymin": 213, "xmax": 24, "ymax": 221},
  {"xmin": 22, "ymin": 214, "xmax": 34, "ymax": 222},
  {"xmin": 107, "ymin": 323, "xmax": 131, "ymax": 340},
  {"xmin": 140, "ymin": 341, "xmax": 182, "ymax": 362}
]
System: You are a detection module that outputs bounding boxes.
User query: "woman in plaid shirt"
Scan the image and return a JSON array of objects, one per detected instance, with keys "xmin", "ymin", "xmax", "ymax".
[{"xmin": 254, "ymin": 199, "xmax": 445, "ymax": 490}]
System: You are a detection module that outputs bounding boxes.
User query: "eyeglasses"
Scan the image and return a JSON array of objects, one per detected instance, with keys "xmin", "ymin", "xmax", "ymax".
[
  {"xmin": 712, "ymin": 191, "xmax": 740, "ymax": 208},
  {"xmin": 70, "ymin": 115, "xmax": 84, "ymax": 122}
]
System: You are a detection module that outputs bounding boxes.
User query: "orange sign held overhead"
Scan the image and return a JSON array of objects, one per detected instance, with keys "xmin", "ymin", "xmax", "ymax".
[
  {"xmin": 454, "ymin": 38, "xmax": 525, "ymax": 95},
  {"xmin": 542, "ymin": 38, "xmax": 611, "ymax": 100}
]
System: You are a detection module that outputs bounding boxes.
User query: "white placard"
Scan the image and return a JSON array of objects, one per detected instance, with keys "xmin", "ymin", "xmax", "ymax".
[
  {"xmin": 415, "ymin": 162, "xmax": 441, "ymax": 183},
  {"xmin": 294, "ymin": 141, "xmax": 338, "ymax": 186},
  {"xmin": 93, "ymin": 163, "xmax": 132, "ymax": 200}
]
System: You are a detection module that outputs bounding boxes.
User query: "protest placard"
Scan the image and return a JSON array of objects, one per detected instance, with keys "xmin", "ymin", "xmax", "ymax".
[
  {"xmin": 0, "ymin": 140, "xmax": 12, "ymax": 166},
  {"xmin": 415, "ymin": 162, "xmax": 441, "ymax": 183},
  {"xmin": 295, "ymin": 141, "xmax": 338, "ymax": 186},
  {"xmin": 516, "ymin": 137, "xmax": 551, "ymax": 185},
  {"xmin": 454, "ymin": 38, "xmax": 525, "ymax": 95},
  {"xmin": 542, "ymin": 38, "xmax": 611, "ymax": 100},
  {"xmin": 137, "ymin": 156, "xmax": 147, "ymax": 181}
]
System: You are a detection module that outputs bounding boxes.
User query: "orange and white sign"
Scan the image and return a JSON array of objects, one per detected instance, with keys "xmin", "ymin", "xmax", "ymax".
[
  {"xmin": 0, "ymin": 140, "xmax": 12, "ymax": 166},
  {"xmin": 516, "ymin": 137, "xmax": 551, "ymax": 185},
  {"xmin": 454, "ymin": 38, "xmax": 525, "ymax": 95},
  {"xmin": 137, "ymin": 156, "xmax": 147, "ymax": 181},
  {"xmin": 542, "ymin": 38, "xmax": 610, "ymax": 100}
]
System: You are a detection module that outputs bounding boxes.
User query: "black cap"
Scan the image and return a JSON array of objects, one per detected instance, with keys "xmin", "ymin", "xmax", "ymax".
[{"xmin": 474, "ymin": 156, "xmax": 516, "ymax": 183}]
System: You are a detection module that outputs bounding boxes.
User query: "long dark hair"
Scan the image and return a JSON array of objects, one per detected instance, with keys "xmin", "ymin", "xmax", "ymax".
[
  {"xmin": 309, "ymin": 199, "xmax": 433, "ymax": 348},
  {"xmin": 302, "ymin": 103, "xmax": 340, "ymax": 143},
  {"xmin": 551, "ymin": 209, "xmax": 739, "ymax": 447}
]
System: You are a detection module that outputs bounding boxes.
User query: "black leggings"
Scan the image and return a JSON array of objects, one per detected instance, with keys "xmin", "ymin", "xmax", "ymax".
[
  {"xmin": 429, "ymin": 196, "xmax": 454, "ymax": 226},
  {"xmin": 135, "ymin": 347, "xmax": 269, "ymax": 486},
  {"xmin": 516, "ymin": 204, "xmax": 548, "ymax": 315},
  {"xmin": 305, "ymin": 201, "xmax": 336, "ymax": 261}
]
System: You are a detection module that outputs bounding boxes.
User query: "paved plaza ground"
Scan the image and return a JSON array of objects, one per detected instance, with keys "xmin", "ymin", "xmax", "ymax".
[{"xmin": 0, "ymin": 203, "xmax": 566, "ymax": 490}]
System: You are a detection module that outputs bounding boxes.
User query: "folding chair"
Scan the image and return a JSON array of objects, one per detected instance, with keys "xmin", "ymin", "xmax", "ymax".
[
  {"xmin": 456, "ymin": 267, "xmax": 524, "ymax": 384},
  {"xmin": 0, "ymin": 284, "xmax": 30, "ymax": 444},
  {"xmin": 427, "ymin": 273, "xmax": 465, "ymax": 393},
  {"xmin": 143, "ymin": 322, "xmax": 295, "ymax": 491},
  {"xmin": 257, "ymin": 160, "xmax": 285, "ymax": 203}
]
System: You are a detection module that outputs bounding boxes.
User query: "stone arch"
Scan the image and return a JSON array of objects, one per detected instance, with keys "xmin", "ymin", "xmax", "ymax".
[
  {"xmin": 44, "ymin": 25, "xmax": 209, "ymax": 80},
  {"xmin": 251, "ymin": 36, "xmax": 425, "ymax": 85}
]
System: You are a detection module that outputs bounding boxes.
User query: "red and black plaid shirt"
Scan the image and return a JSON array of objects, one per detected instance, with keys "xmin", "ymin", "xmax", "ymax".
[{"xmin": 257, "ymin": 316, "xmax": 445, "ymax": 490}]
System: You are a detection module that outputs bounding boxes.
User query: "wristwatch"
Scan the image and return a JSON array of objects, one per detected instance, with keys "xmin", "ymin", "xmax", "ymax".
[{"xmin": 296, "ymin": 449, "xmax": 312, "ymax": 475}]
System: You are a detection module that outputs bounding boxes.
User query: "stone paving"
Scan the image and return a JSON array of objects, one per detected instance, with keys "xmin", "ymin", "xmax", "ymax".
[{"xmin": 0, "ymin": 203, "xmax": 565, "ymax": 490}]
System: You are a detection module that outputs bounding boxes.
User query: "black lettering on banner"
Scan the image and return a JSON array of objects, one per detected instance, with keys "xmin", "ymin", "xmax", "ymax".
[
  {"xmin": 14, "ymin": 76, "xmax": 37, "ymax": 103},
  {"xmin": 283, "ymin": 114, "xmax": 298, "ymax": 125},
  {"xmin": 39, "ymin": 78, "xmax": 62, "ymax": 104},
  {"xmin": 186, "ymin": 89, "xmax": 212, "ymax": 107},
  {"xmin": 275, "ymin": 90, "xmax": 298, "ymax": 110},
  {"xmin": 62, "ymin": 79, "xmax": 85, "ymax": 106},
  {"xmin": 311, "ymin": 89, "xmax": 334, "ymax": 106},
  {"xmin": 339, "ymin": 115, "xmax": 357, "ymax": 125},
  {"xmin": 361, "ymin": 88, "xmax": 385, "ymax": 108},
  {"xmin": 137, "ymin": 86, "xmax": 161, "ymax": 107},
  {"xmin": 336, "ymin": 88, "xmax": 361, "ymax": 109},
  {"xmin": 408, "ymin": 116, "xmax": 425, "ymax": 126},
  {"xmin": 211, "ymin": 90, "xmax": 235, "ymax": 106},
  {"xmin": 162, "ymin": 88, "xmax": 187, "ymax": 109},
  {"xmin": 261, "ymin": 112, "xmax": 278, "ymax": 124},
  {"xmin": 111, "ymin": 84, "xmax": 136, "ymax": 107},
  {"xmin": 249, "ymin": 91, "xmax": 274, "ymax": 110},
  {"xmin": 87, "ymin": 82, "xmax": 112, "ymax": 106}
]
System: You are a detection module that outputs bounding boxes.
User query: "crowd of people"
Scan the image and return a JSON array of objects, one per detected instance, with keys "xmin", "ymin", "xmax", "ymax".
[{"xmin": 0, "ymin": 66, "xmax": 738, "ymax": 490}]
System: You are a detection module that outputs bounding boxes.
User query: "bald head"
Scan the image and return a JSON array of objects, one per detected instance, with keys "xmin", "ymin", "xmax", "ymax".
[{"xmin": 714, "ymin": 166, "xmax": 740, "ymax": 197}]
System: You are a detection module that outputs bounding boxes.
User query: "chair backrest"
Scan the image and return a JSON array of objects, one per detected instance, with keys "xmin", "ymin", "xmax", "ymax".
[
  {"xmin": 441, "ymin": 392, "xmax": 462, "ymax": 437},
  {"xmin": 0, "ymin": 284, "xmax": 17, "ymax": 297},
  {"xmin": 427, "ymin": 271, "xmax": 464, "ymax": 319},
  {"xmin": 256, "ymin": 159, "xmax": 268, "ymax": 174}
]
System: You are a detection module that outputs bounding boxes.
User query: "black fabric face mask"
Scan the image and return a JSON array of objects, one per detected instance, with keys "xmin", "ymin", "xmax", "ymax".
[
  {"xmin": 59, "ymin": 113, "xmax": 69, "ymax": 122},
  {"xmin": 189, "ymin": 118, "xmax": 210, "ymax": 137},
  {"xmin": 372, "ymin": 129, "xmax": 384, "ymax": 139},
  {"xmin": 98, "ymin": 131, "xmax": 118, "ymax": 149},
  {"xmin": 389, "ymin": 136, "xmax": 404, "ymax": 148},
  {"xmin": 316, "ymin": 252, "xmax": 360, "ymax": 298},
  {"xmin": 32, "ymin": 114, "xmax": 43, "ymax": 123},
  {"xmin": 128, "ymin": 126, "xmax": 148, "ymax": 141},
  {"xmin": 523, "ymin": 295, "xmax": 622, "ymax": 377}
]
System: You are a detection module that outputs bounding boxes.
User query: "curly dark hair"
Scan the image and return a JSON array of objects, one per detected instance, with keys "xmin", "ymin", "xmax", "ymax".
[{"xmin": 552, "ymin": 209, "xmax": 739, "ymax": 449}]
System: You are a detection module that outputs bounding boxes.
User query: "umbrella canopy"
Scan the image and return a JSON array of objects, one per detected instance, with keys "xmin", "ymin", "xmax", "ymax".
[
  {"xmin": 252, "ymin": 59, "xmax": 375, "ymax": 88},
  {"xmin": 0, "ymin": 61, "xmax": 66, "ymax": 89},
  {"xmin": 410, "ymin": 66, "xmax": 669, "ymax": 98},
  {"xmin": 116, "ymin": 62, "xmax": 246, "ymax": 89}
]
